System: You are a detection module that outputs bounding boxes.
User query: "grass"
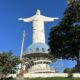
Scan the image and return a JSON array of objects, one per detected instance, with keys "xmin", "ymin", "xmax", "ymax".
[{"xmin": 24, "ymin": 77, "xmax": 80, "ymax": 80}]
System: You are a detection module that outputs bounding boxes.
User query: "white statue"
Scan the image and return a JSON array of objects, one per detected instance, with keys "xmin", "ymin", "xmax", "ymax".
[{"xmin": 19, "ymin": 9, "xmax": 59, "ymax": 44}]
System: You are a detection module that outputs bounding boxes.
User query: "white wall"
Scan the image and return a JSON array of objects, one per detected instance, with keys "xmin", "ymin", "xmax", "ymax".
[
  {"xmin": 8, "ymin": 73, "xmax": 80, "ymax": 78},
  {"xmin": 73, "ymin": 73, "xmax": 80, "ymax": 78},
  {"xmin": 24, "ymin": 73, "xmax": 80, "ymax": 78}
]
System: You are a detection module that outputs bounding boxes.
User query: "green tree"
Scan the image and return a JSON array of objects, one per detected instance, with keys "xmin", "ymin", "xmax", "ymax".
[
  {"xmin": 48, "ymin": 1, "xmax": 80, "ymax": 70},
  {"xmin": 0, "ymin": 51, "xmax": 20, "ymax": 79}
]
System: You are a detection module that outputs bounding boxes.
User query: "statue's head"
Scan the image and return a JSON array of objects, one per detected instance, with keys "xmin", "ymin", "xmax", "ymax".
[{"xmin": 36, "ymin": 9, "xmax": 41, "ymax": 15}]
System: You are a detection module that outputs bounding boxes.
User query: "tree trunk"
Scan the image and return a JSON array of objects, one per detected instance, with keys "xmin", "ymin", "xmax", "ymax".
[
  {"xmin": 77, "ymin": 57, "xmax": 80, "ymax": 67},
  {"xmin": 76, "ymin": 53, "xmax": 80, "ymax": 70}
]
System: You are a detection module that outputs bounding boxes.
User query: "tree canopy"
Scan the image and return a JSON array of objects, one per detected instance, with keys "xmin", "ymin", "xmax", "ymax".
[
  {"xmin": 0, "ymin": 51, "xmax": 20, "ymax": 79},
  {"xmin": 48, "ymin": 1, "xmax": 80, "ymax": 69}
]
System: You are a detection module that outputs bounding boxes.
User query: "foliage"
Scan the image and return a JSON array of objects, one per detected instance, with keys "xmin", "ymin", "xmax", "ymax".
[
  {"xmin": 68, "ymin": 73, "xmax": 73, "ymax": 78},
  {"xmin": 48, "ymin": 0, "xmax": 80, "ymax": 69},
  {"xmin": 1, "ymin": 76, "xmax": 15, "ymax": 80},
  {"xmin": 64, "ymin": 68, "xmax": 73, "ymax": 78},
  {"xmin": 0, "ymin": 51, "xmax": 20, "ymax": 79},
  {"xmin": 72, "ymin": 63, "xmax": 80, "ymax": 73},
  {"xmin": 64, "ymin": 68, "xmax": 73, "ymax": 73},
  {"xmin": 67, "ymin": 0, "xmax": 80, "ymax": 4}
]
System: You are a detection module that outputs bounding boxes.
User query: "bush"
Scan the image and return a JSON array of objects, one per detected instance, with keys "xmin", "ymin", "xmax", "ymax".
[
  {"xmin": 68, "ymin": 73, "xmax": 73, "ymax": 78},
  {"xmin": 0, "ymin": 77, "xmax": 14, "ymax": 80},
  {"xmin": 64, "ymin": 68, "xmax": 72, "ymax": 73}
]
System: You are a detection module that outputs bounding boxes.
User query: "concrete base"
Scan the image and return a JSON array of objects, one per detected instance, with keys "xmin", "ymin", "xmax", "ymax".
[
  {"xmin": 24, "ymin": 73, "xmax": 68, "ymax": 78},
  {"xmin": 28, "ymin": 64, "xmax": 55, "ymax": 73}
]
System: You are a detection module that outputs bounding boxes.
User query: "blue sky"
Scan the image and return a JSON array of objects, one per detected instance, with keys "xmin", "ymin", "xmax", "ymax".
[{"xmin": 0, "ymin": 0, "xmax": 76, "ymax": 72}]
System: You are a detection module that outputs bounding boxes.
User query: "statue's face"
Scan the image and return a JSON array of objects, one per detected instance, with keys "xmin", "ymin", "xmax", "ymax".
[{"xmin": 36, "ymin": 10, "xmax": 41, "ymax": 15}]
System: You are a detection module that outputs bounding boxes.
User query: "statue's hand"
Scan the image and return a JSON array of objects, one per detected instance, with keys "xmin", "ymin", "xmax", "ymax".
[
  {"xmin": 18, "ymin": 18, "xmax": 23, "ymax": 21},
  {"xmin": 53, "ymin": 17, "xmax": 59, "ymax": 20}
]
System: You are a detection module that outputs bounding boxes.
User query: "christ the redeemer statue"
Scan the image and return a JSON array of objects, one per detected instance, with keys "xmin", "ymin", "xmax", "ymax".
[{"xmin": 19, "ymin": 9, "xmax": 59, "ymax": 44}]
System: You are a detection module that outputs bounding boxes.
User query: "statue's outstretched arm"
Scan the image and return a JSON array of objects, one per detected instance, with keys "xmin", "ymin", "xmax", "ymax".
[
  {"xmin": 18, "ymin": 16, "xmax": 33, "ymax": 22},
  {"xmin": 43, "ymin": 16, "xmax": 59, "ymax": 22}
]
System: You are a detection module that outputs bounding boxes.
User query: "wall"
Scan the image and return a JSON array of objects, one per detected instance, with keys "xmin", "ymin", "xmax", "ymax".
[{"xmin": 8, "ymin": 73, "xmax": 80, "ymax": 78}]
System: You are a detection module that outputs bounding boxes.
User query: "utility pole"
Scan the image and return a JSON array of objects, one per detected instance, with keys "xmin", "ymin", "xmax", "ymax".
[
  {"xmin": 18, "ymin": 30, "xmax": 26, "ymax": 72},
  {"xmin": 20, "ymin": 30, "xmax": 26, "ymax": 61}
]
